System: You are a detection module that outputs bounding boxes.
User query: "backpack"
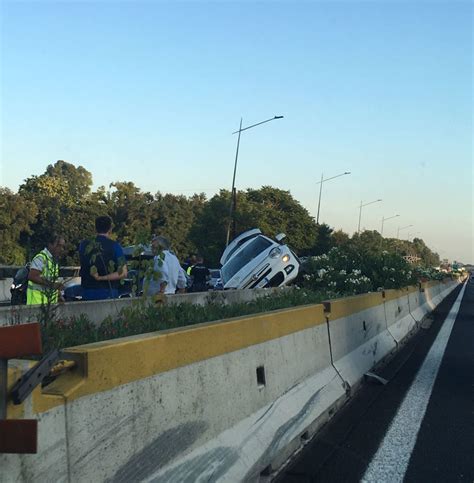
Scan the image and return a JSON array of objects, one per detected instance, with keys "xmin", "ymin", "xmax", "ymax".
[{"xmin": 10, "ymin": 263, "xmax": 30, "ymax": 305}]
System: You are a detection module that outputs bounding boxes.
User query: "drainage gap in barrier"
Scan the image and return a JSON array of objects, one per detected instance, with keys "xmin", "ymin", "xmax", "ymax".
[
  {"xmin": 363, "ymin": 320, "xmax": 367, "ymax": 331},
  {"xmin": 256, "ymin": 365, "xmax": 266, "ymax": 387},
  {"xmin": 300, "ymin": 431, "xmax": 310, "ymax": 441}
]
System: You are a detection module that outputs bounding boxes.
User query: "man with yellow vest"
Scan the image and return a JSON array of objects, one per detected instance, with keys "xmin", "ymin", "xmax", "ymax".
[{"xmin": 27, "ymin": 233, "xmax": 66, "ymax": 305}]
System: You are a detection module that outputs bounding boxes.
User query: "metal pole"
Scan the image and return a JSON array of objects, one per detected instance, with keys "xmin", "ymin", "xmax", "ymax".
[
  {"xmin": 232, "ymin": 187, "xmax": 237, "ymax": 241},
  {"xmin": 381, "ymin": 217, "xmax": 385, "ymax": 237},
  {"xmin": 316, "ymin": 173, "xmax": 323, "ymax": 224},
  {"xmin": 226, "ymin": 118, "xmax": 243, "ymax": 246},
  {"xmin": 0, "ymin": 358, "xmax": 7, "ymax": 419},
  {"xmin": 358, "ymin": 201, "xmax": 363, "ymax": 233}
]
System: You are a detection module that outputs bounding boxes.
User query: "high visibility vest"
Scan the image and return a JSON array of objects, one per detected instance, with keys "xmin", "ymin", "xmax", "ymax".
[{"xmin": 27, "ymin": 250, "xmax": 59, "ymax": 305}]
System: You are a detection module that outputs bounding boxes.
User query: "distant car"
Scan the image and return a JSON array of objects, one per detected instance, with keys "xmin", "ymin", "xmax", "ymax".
[
  {"xmin": 207, "ymin": 269, "xmax": 223, "ymax": 290},
  {"xmin": 220, "ymin": 229, "xmax": 300, "ymax": 290}
]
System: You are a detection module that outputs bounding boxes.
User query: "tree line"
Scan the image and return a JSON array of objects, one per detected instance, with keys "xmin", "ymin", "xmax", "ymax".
[{"xmin": 0, "ymin": 160, "xmax": 440, "ymax": 268}]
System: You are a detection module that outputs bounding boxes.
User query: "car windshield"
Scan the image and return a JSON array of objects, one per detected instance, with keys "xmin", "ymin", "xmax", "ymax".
[{"xmin": 221, "ymin": 236, "xmax": 273, "ymax": 283}]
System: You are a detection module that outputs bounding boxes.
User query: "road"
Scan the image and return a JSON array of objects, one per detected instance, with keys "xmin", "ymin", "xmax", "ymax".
[{"xmin": 277, "ymin": 280, "xmax": 473, "ymax": 483}]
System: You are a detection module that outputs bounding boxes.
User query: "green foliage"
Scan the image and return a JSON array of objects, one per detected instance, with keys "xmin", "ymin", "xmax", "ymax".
[
  {"xmin": 190, "ymin": 187, "xmax": 318, "ymax": 266},
  {"xmin": 2, "ymin": 161, "xmax": 441, "ymax": 275},
  {"xmin": 0, "ymin": 188, "xmax": 38, "ymax": 264},
  {"xmin": 45, "ymin": 160, "xmax": 93, "ymax": 200},
  {"xmin": 19, "ymin": 162, "xmax": 102, "ymax": 264},
  {"xmin": 41, "ymin": 288, "xmax": 327, "ymax": 351}
]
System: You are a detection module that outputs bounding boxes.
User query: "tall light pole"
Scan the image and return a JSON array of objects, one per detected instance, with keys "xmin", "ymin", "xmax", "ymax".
[
  {"xmin": 381, "ymin": 214, "xmax": 400, "ymax": 237},
  {"xmin": 397, "ymin": 224, "xmax": 413, "ymax": 239},
  {"xmin": 358, "ymin": 198, "xmax": 382, "ymax": 233},
  {"xmin": 316, "ymin": 171, "xmax": 351, "ymax": 224},
  {"xmin": 226, "ymin": 115, "xmax": 284, "ymax": 246}
]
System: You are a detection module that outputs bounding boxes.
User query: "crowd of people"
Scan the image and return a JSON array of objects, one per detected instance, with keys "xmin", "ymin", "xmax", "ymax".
[{"xmin": 26, "ymin": 215, "xmax": 210, "ymax": 305}]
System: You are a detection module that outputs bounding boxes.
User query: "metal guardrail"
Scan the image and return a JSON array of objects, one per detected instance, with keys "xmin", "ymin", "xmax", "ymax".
[{"xmin": 0, "ymin": 265, "xmax": 80, "ymax": 278}]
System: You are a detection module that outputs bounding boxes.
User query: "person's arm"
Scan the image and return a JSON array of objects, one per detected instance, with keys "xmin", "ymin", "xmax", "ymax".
[
  {"xmin": 28, "ymin": 269, "xmax": 63, "ymax": 289},
  {"xmin": 93, "ymin": 266, "xmax": 128, "ymax": 282},
  {"xmin": 158, "ymin": 254, "xmax": 170, "ymax": 293},
  {"xmin": 92, "ymin": 245, "xmax": 128, "ymax": 282},
  {"xmin": 176, "ymin": 267, "xmax": 187, "ymax": 293}
]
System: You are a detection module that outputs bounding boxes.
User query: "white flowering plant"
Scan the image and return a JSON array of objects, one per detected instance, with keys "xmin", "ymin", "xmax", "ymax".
[{"xmin": 298, "ymin": 246, "xmax": 418, "ymax": 295}]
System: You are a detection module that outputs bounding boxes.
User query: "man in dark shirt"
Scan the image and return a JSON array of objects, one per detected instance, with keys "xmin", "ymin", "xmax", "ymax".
[
  {"xmin": 79, "ymin": 215, "xmax": 127, "ymax": 300},
  {"xmin": 190, "ymin": 256, "xmax": 210, "ymax": 292}
]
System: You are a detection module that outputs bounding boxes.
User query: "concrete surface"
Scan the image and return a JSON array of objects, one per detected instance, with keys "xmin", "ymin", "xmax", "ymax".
[
  {"xmin": 0, "ymin": 279, "xmax": 463, "ymax": 483},
  {"xmin": 0, "ymin": 287, "xmax": 286, "ymax": 327},
  {"xmin": 278, "ymin": 279, "xmax": 469, "ymax": 483}
]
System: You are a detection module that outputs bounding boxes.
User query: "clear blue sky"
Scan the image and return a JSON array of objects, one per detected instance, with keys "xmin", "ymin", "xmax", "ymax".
[{"xmin": 1, "ymin": 1, "xmax": 472, "ymax": 262}]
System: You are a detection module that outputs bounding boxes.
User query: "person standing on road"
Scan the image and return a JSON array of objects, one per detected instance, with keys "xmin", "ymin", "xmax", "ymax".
[
  {"xmin": 27, "ymin": 233, "xmax": 66, "ymax": 305},
  {"xmin": 147, "ymin": 235, "xmax": 187, "ymax": 295},
  {"xmin": 190, "ymin": 256, "xmax": 210, "ymax": 292},
  {"xmin": 79, "ymin": 215, "xmax": 127, "ymax": 301}
]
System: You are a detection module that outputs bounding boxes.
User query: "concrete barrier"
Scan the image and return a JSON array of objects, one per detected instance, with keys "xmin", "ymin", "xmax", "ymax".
[
  {"xmin": 0, "ymin": 278, "xmax": 12, "ymax": 303},
  {"xmin": 1, "ymin": 304, "xmax": 346, "ymax": 482},
  {"xmin": 0, "ymin": 287, "xmax": 286, "ymax": 327},
  {"xmin": 383, "ymin": 287, "xmax": 416, "ymax": 345},
  {"xmin": 1, "ymin": 280, "xmax": 463, "ymax": 482},
  {"xmin": 324, "ymin": 292, "xmax": 397, "ymax": 390},
  {"xmin": 408, "ymin": 283, "xmax": 428, "ymax": 322}
]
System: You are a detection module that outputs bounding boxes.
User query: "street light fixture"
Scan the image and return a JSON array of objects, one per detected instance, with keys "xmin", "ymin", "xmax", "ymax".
[
  {"xmin": 397, "ymin": 224, "xmax": 413, "ymax": 239},
  {"xmin": 315, "ymin": 171, "xmax": 351, "ymax": 224},
  {"xmin": 381, "ymin": 214, "xmax": 400, "ymax": 237},
  {"xmin": 358, "ymin": 199, "xmax": 382, "ymax": 233},
  {"xmin": 226, "ymin": 115, "xmax": 284, "ymax": 246}
]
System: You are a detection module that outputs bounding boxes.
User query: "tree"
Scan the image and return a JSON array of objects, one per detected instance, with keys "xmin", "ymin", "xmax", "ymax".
[
  {"xmin": 105, "ymin": 182, "xmax": 154, "ymax": 245},
  {"xmin": 19, "ymin": 163, "xmax": 101, "ymax": 264},
  {"xmin": 45, "ymin": 160, "xmax": 93, "ymax": 200},
  {"xmin": 191, "ymin": 186, "xmax": 318, "ymax": 266},
  {"xmin": 0, "ymin": 188, "xmax": 38, "ymax": 264},
  {"xmin": 189, "ymin": 190, "xmax": 232, "ymax": 266},
  {"xmin": 150, "ymin": 192, "xmax": 206, "ymax": 259},
  {"xmin": 313, "ymin": 223, "xmax": 334, "ymax": 255}
]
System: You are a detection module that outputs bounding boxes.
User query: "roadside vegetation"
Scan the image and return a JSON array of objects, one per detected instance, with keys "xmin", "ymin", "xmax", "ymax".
[
  {"xmin": 41, "ymin": 288, "xmax": 329, "ymax": 352},
  {"xmin": 3, "ymin": 160, "xmax": 458, "ymax": 351},
  {"xmin": 2, "ymin": 160, "xmax": 440, "ymax": 269}
]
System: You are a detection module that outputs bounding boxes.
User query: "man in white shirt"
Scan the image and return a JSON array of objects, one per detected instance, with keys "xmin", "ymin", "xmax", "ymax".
[{"xmin": 147, "ymin": 236, "xmax": 187, "ymax": 295}]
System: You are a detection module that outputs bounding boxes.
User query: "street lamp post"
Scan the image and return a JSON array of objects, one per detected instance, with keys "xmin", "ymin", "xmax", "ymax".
[
  {"xmin": 316, "ymin": 171, "xmax": 351, "ymax": 224},
  {"xmin": 381, "ymin": 214, "xmax": 400, "ymax": 237},
  {"xmin": 358, "ymin": 199, "xmax": 382, "ymax": 233},
  {"xmin": 226, "ymin": 115, "xmax": 284, "ymax": 246},
  {"xmin": 397, "ymin": 224, "xmax": 413, "ymax": 239}
]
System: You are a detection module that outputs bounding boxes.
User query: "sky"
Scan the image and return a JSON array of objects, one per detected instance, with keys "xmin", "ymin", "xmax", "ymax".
[{"xmin": 1, "ymin": 0, "xmax": 472, "ymax": 263}]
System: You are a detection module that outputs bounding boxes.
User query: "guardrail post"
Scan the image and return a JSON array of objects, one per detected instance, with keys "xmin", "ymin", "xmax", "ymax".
[
  {"xmin": 0, "ymin": 358, "xmax": 7, "ymax": 420},
  {"xmin": 0, "ymin": 323, "xmax": 42, "ymax": 454}
]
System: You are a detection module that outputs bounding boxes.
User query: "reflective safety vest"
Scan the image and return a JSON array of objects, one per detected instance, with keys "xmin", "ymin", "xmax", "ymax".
[{"xmin": 27, "ymin": 249, "xmax": 59, "ymax": 305}]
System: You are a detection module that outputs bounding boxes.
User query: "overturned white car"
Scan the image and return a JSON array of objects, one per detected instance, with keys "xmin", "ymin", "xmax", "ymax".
[{"xmin": 220, "ymin": 229, "xmax": 300, "ymax": 289}]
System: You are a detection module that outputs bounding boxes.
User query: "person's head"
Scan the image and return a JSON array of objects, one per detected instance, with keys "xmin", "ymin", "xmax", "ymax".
[
  {"xmin": 152, "ymin": 235, "xmax": 171, "ymax": 251},
  {"xmin": 196, "ymin": 255, "xmax": 204, "ymax": 264},
  {"xmin": 95, "ymin": 215, "xmax": 113, "ymax": 235},
  {"xmin": 46, "ymin": 232, "xmax": 66, "ymax": 259}
]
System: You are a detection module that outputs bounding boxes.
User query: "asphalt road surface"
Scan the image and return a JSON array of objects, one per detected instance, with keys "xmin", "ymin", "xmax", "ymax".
[{"xmin": 277, "ymin": 281, "xmax": 473, "ymax": 483}]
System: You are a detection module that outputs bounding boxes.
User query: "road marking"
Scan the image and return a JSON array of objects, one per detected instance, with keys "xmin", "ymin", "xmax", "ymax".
[{"xmin": 362, "ymin": 283, "xmax": 467, "ymax": 483}]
